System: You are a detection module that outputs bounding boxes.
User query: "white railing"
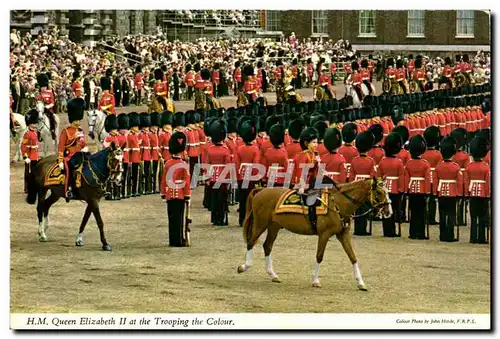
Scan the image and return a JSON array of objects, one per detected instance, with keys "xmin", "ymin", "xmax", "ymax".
[{"xmin": 163, "ymin": 10, "xmax": 260, "ymax": 28}]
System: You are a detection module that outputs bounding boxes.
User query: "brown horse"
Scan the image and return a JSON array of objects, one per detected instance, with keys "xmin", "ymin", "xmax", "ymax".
[
  {"xmin": 25, "ymin": 144, "xmax": 123, "ymax": 250},
  {"xmin": 237, "ymin": 178, "xmax": 392, "ymax": 290}
]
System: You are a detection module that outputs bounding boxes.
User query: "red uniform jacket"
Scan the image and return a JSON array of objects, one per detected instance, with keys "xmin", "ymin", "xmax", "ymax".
[
  {"xmin": 212, "ymin": 71, "xmax": 220, "ymax": 85},
  {"xmin": 414, "ymin": 69, "xmax": 426, "ymax": 81},
  {"xmin": 102, "ymin": 132, "xmax": 120, "ymax": 149},
  {"xmin": 349, "ymin": 154, "xmax": 376, "ymax": 182},
  {"xmin": 442, "ymin": 65, "xmax": 453, "ymax": 78},
  {"xmin": 395, "ymin": 69, "xmax": 406, "ymax": 82},
  {"xmin": 361, "ymin": 70, "xmax": 370, "ymax": 81},
  {"xmin": 225, "ymin": 135, "xmax": 239, "ymax": 161},
  {"xmin": 434, "ymin": 160, "xmax": 463, "ymax": 197},
  {"xmin": 451, "ymin": 150, "xmax": 471, "ymax": 171},
  {"xmin": 421, "ymin": 149, "xmax": 443, "ymax": 186},
  {"xmin": 377, "ymin": 156, "xmax": 405, "ymax": 193},
  {"xmin": 257, "ymin": 68, "xmax": 263, "ymax": 88},
  {"xmin": 98, "ymin": 92, "xmax": 116, "ymax": 115},
  {"xmin": 344, "ymin": 63, "xmax": 351, "ymax": 74},
  {"xmin": 72, "ymin": 81, "xmax": 83, "ymax": 98},
  {"xmin": 330, "ymin": 63, "xmax": 337, "ymax": 75},
  {"xmin": 367, "ymin": 146, "xmax": 385, "ymax": 168},
  {"xmin": 206, "ymin": 144, "xmax": 232, "ymax": 183},
  {"xmin": 464, "ymin": 160, "xmax": 490, "ymax": 198},
  {"xmin": 118, "ymin": 130, "xmax": 129, "ymax": 163},
  {"xmin": 37, "ymin": 88, "xmax": 55, "ymax": 109},
  {"xmin": 234, "ymin": 67, "xmax": 242, "ymax": 83},
  {"xmin": 154, "ymin": 81, "xmax": 168, "ymax": 98},
  {"xmin": 140, "ymin": 130, "xmax": 151, "ymax": 161},
  {"xmin": 127, "ymin": 130, "xmax": 142, "ymax": 163},
  {"xmin": 307, "ymin": 64, "xmax": 314, "ymax": 77},
  {"xmin": 286, "ymin": 141, "xmax": 302, "ymax": 162},
  {"xmin": 235, "ymin": 144, "xmax": 261, "ymax": 181},
  {"xmin": 186, "ymin": 128, "xmax": 200, "ymax": 158},
  {"xmin": 273, "ymin": 67, "xmax": 283, "ymax": 81},
  {"xmin": 320, "ymin": 151, "xmax": 347, "ymax": 183},
  {"xmin": 184, "ymin": 71, "xmax": 195, "ymax": 87},
  {"xmin": 256, "ymin": 135, "xmax": 267, "ymax": 150},
  {"xmin": 386, "ymin": 68, "xmax": 396, "ymax": 79},
  {"xmin": 292, "ymin": 150, "xmax": 318, "ymax": 185},
  {"xmin": 317, "ymin": 143, "xmax": 329, "ymax": 157},
  {"xmin": 161, "ymin": 157, "xmax": 191, "ymax": 200},
  {"xmin": 259, "ymin": 138, "xmax": 274, "ymax": 160},
  {"xmin": 396, "ymin": 149, "xmax": 411, "ymax": 167},
  {"xmin": 407, "ymin": 59, "xmax": 415, "ymax": 74},
  {"xmin": 134, "ymin": 74, "xmax": 144, "ymax": 89},
  {"xmin": 404, "ymin": 158, "xmax": 431, "ymax": 194},
  {"xmin": 338, "ymin": 144, "xmax": 360, "ymax": 179},
  {"xmin": 21, "ymin": 128, "xmax": 39, "ymax": 161},
  {"xmin": 351, "ymin": 73, "xmax": 362, "ymax": 86},
  {"xmin": 159, "ymin": 129, "xmax": 172, "ymax": 161},
  {"xmin": 58, "ymin": 126, "xmax": 86, "ymax": 163},
  {"xmin": 149, "ymin": 131, "xmax": 160, "ymax": 161},
  {"xmin": 319, "ymin": 74, "xmax": 332, "ymax": 86},
  {"xmin": 262, "ymin": 147, "xmax": 289, "ymax": 185}
]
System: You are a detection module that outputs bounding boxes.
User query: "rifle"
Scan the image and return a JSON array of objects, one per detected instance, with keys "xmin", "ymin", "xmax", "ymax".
[{"xmin": 184, "ymin": 199, "xmax": 192, "ymax": 247}]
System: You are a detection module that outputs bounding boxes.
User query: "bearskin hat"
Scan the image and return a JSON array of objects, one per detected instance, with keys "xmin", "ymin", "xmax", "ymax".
[
  {"xmin": 161, "ymin": 112, "xmax": 173, "ymax": 127},
  {"xmin": 239, "ymin": 118, "xmax": 258, "ymax": 144},
  {"xmin": 204, "ymin": 117, "xmax": 215, "ymax": 137},
  {"xmin": 368, "ymin": 124, "xmax": 384, "ymax": 145},
  {"xmin": 324, "ymin": 127, "xmax": 342, "ymax": 153},
  {"xmin": 415, "ymin": 58, "xmax": 422, "ymax": 69},
  {"xmin": 450, "ymin": 128, "xmax": 467, "ymax": 150},
  {"xmin": 455, "ymin": 54, "xmax": 462, "ymax": 63},
  {"xmin": 463, "ymin": 54, "xmax": 469, "ymax": 63},
  {"xmin": 470, "ymin": 136, "xmax": 489, "ymax": 160},
  {"xmin": 150, "ymin": 112, "xmax": 162, "ymax": 127},
  {"xmin": 361, "ymin": 59, "xmax": 369, "ymax": 68},
  {"xmin": 100, "ymin": 76, "xmax": 111, "ymax": 91},
  {"xmin": 72, "ymin": 70, "xmax": 80, "ymax": 81},
  {"xmin": 396, "ymin": 58, "xmax": 404, "ymax": 69},
  {"xmin": 409, "ymin": 135, "xmax": 427, "ymax": 158},
  {"xmin": 154, "ymin": 68, "xmax": 164, "ymax": 81},
  {"xmin": 118, "ymin": 113, "xmax": 129, "ymax": 130},
  {"xmin": 392, "ymin": 125, "xmax": 410, "ymax": 144},
  {"xmin": 313, "ymin": 121, "xmax": 328, "ymax": 142},
  {"xmin": 384, "ymin": 132, "xmax": 402, "ymax": 157},
  {"xmin": 475, "ymin": 128, "xmax": 491, "ymax": 144},
  {"xmin": 210, "ymin": 119, "xmax": 227, "ymax": 144},
  {"xmin": 128, "ymin": 112, "xmax": 140, "ymax": 128},
  {"xmin": 172, "ymin": 112, "xmax": 185, "ymax": 128},
  {"xmin": 342, "ymin": 122, "xmax": 358, "ymax": 143},
  {"xmin": 439, "ymin": 136, "xmax": 457, "ymax": 160},
  {"xmin": 37, "ymin": 73, "xmax": 49, "ymax": 88},
  {"xmin": 288, "ymin": 119, "xmax": 306, "ymax": 140},
  {"xmin": 67, "ymin": 98, "xmax": 85, "ymax": 123},
  {"xmin": 185, "ymin": 64, "xmax": 192, "ymax": 73},
  {"xmin": 444, "ymin": 57, "xmax": 452, "ymax": 66},
  {"xmin": 386, "ymin": 58, "xmax": 394, "ymax": 67},
  {"xmin": 104, "ymin": 114, "xmax": 119, "ymax": 132},
  {"xmin": 351, "ymin": 61, "xmax": 359, "ymax": 71},
  {"xmin": 264, "ymin": 115, "xmax": 281, "ymax": 134},
  {"xmin": 135, "ymin": 65, "xmax": 142, "ymax": 74},
  {"xmin": 423, "ymin": 126, "xmax": 441, "ymax": 148},
  {"xmin": 269, "ymin": 124, "xmax": 285, "ymax": 148},
  {"xmin": 169, "ymin": 131, "xmax": 187, "ymax": 155},
  {"xmin": 193, "ymin": 63, "xmax": 201, "ymax": 73},
  {"xmin": 226, "ymin": 117, "xmax": 238, "ymax": 134},
  {"xmin": 307, "ymin": 58, "xmax": 312, "ymax": 64},
  {"xmin": 299, "ymin": 127, "xmax": 318, "ymax": 151},
  {"xmin": 25, "ymin": 109, "xmax": 39, "ymax": 126},
  {"xmin": 310, "ymin": 114, "xmax": 326, "ymax": 127},
  {"xmin": 201, "ymin": 68, "xmax": 211, "ymax": 80},
  {"xmin": 185, "ymin": 110, "xmax": 196, "ymax": 125},
  {"xmin": 105, "ymin": 68, "xmax": 113, "ymax": 77},
  {"xmin": 355, "ymin": 131, "xmax": 375, "ymax": 154},
  {"xmin": 140, "ymin": 112, "xmax": 151, "ymax": 128}
]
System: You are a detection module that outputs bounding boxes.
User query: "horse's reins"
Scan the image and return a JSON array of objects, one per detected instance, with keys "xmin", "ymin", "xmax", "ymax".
[{"xmin": 86, "ymin": 153, "xmax": 122, "ymax": 188}]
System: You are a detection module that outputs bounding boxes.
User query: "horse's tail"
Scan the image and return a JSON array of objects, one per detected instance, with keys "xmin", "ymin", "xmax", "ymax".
[
  {"xmin": 242, "ymin": 187, "xmax": 263, "ymax": 243},
  {"xmin": 26, "ymin": 166, "xmax": 39, "ymax": 205}
]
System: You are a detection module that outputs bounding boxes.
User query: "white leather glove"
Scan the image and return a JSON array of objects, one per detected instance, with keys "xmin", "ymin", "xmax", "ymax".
[
  {"xmin": 58, "ymin": 162, "xmax": 64, "ymax": 170},
  {"xmin": 24, "ymin": 158, "xmax": 31, "ymax": 164},
  {"xmin": 298, "ymin": 187, "xmax": 305, "ymax": 195},
  {"xmin": 81, "ymin": 146, "xmax": 89, "ymax": 153}
]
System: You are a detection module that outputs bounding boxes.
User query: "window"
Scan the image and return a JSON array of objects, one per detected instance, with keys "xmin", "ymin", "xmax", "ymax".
[
  {"xmin": 456, "ymin": 10, "xmax": 474, "ymax": 37},
  {"xmin": 312, "ymin": 10, "xmax": 328, "ymax": 35},
  {"xmin": 359, "ymin": 10, "xmax": 376, "ymax": 37},
  {"xmin": 265, "ymin": 10, "xmax": 280, "ymax": 31},
  {"xmin": 407, "ymin": 10, "xmax": 425, "ymax": 37}
]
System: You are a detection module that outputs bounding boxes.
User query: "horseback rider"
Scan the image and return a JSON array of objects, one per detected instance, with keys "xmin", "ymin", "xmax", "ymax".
[
  {"xmin": 36, "ymin": 73, "xmax": 57, "ymax": 140},
  {"xmin": 153, "ymin": 68, "xmax": 168, "ymax": 106},
  {"xmin": 57, "ymin": 98, "xmax": 88, "ymax": 202},
  {"xmin": 360, "ymin": 59, "xmax": 374, "ymax": 95},
  {"xmin": 98, "ymin": 76, "xmax": 116, "ymax": 115},
  {"xmin": 318, "ymin": 66, "xmax": 334, "ymax": 100},
  {"xmin": 350, "ymin": 61, "xmax": 364, "ymax": 102}
]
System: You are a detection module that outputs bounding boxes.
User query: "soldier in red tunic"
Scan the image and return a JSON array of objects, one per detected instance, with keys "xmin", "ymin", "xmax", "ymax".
[
  {"xmin": 36, "ymin": 73, "xmax": 57, "ymax": 139},
  {"xmin": 306, "ymin": 58, "xmax": 314, "ymax": 87},
  {"xmin": 422, "ymin": 126, "xmax": 443, "ymax": 225},
  {"xmin": 184, "ymin": 64, "xmax": 195, "ymax": 100},
  {"xmin": 450, "ymin": 128, "xmax": 470, "ymax": 226},
  {"xmin": 235, "ymin": 117, "xmax": 260, "ymax": 226},
  {"xmin": 318, "ymin": 67, "xmax": 334, "ymax": 100},
  {"xmin": 134, "ymin": 65, "xmax": 144, "ymax": 105},
  {"xmin": 127, "ymin": 113, "xmax": 141, "ymax": 197},
  {"xmin": 440, "ymin": 57, "xmax": 453, "ymax": 89},
  {"xmin": 314, "ymin": 120, "xmax": 328, "ymax": 157},
  {"xmin": 72, "ymin": 70, "xmax": 84, "ymax": 98},
  {"xmin": 465, "ymin": 137, "xmax": 490, "ymax": 244},
  {"xmin": 159, "ymin": 112, "xmax": 173, "ymax": 189},
  {"xmin": 395, "ymin": 59, "xmax": 407, "ymax": 94},
  {"xmin": 161, "ymin": 131, "xmax": 191, "ymax": 247},
  {"xmin": 233, "ymin": 61, "xmax": 243, "ymax": 96},
  {"xmin": 413, "ymin": 58, "xmax": 426, "ymax": 92},
  {"xmin": 263, "ymin": 123, "xmax": 289, "ymax": 188},
  {"xmin": 286, "ymin": 119, "xmax": 305, "ymax": 163},
  {"xmin": 243, "ymin": 65, "xmax": 258, "ymax": 103},
  {"xmin": 435, "ymin": 136, "xmax": 462, "ymax": 242},
  {"xmin": 338, "ymin": 122, "xmax": 359, "ymax": 181},
  {"xmin": 320, "ymin": 127, "xmax": 346, "ymax": 183},
  {"xmin": 139, "ymin": 113, "xmax": 152, "ymax": 195},
  {"xmin": 21, "ymin": 109, "xmax": 40, "ymax": 194},
  {"xmin": 153, "ymin": 68, "xmax": 168, "ymax": 108},
  {"xmin": 185, "ymin": 110, "xmax": 200, "ymax": 176},
  {"xmin": 405, "ymin": 135, "xmax": 431, "ymax": 240},
  {"xmin": 98, "ymin": 77, "xmax": 116, "ymax": 115},
  {"xmin": 117, "ymin": 114, "xmax": 130, "ymax": 199},
  {"xmin": 206, "ymin": 119, "xmax": 231, "ymax": 227},
  {"xmin": 367, "ymin": 124, "xmax": 385, "ymax": 171},
  {"xmin": 150, "ymin": 112, "xmax": 162, "ymax": 194},
  {"xmin": 103, "ymin": 114, "xmax": 121, "ymax": 200},
  {"xmin": 212, "ymin": 63, "xmax": 221, "ymax": 98},
  {"xmin": 360, "ymin": 59, "xmax": 374, "ymax": 95},
  {"xmin": 57, "ymin": 98, "xmax": 88, "ymax": 202},
  {"xmin": 377, "ymin": 133, "xmax": 405, "ymax": 237},
  {"xmin": 393, "ymin": 125, "xmax": 411, "ymax": 221}
]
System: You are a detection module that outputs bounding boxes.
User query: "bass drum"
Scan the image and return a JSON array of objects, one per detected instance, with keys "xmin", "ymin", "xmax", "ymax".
[
  {"xmin": 453, "ymin": 73, "xmax": 467, "ymax": 88},
  {"xmin": 408, "ymin": 80, "xmax": 420, "ymax": 93}
]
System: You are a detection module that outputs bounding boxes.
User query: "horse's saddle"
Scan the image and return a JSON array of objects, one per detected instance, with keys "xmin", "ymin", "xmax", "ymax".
[
  {"xmin": 44, "ymin": 157, "xmax": 84, "ymax": 188},
  {"xmin": 275, "ymin": 189, "xmax": 329, "ymax": 215}
]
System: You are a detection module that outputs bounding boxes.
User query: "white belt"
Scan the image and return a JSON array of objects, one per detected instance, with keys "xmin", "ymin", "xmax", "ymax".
[
  {"xmin": 437, "ymin": 179, "xmax": 456, "ymax": 191},
  {"xmin": 211, "ymin": 165, "xmax": 225, "ymax": 168},
  {"xmin": 324, "ymin": 171, "xmax": 340, "ymax": 176},
  {"xmin": 409, "ymin": 177, "xmax": 425, "ymax": 188},
  {"xmin": 141, "ymin": 147, "xmax": 151, "ymax": 150},
  {"xmin": 386, "ymin": 176, "xmax": 399, "ymax": 180},
  {"xmin": 355, "ymin": 174, "xmax": 370, "ymax": 181},
  {"xmin": 161, "ymin": 146, "xmax": 169, "ymax": 149},
  {"xmin": 460, "ymin": 168, "xmax": 465, "ymax": 171},
  {"xmin": 469, "ymin": 180, "xmax": 486, "ymax": 192},
  {"xmin": 123, "ymin": 148, "xmax": 130, "ymax": 151},
  {"xmin": 152, "ymin": 146, "xmax": 160, "ymax": 150},
  {"xmin": 174, "ymin": 180, "xmax": 184, "ymax": 184},
  {"xmin": 130, "ymin": 148, "xmax": 140, "ymax": 151},
  {"xmin": 187, "ymin": 143, "xmax": 199, "ymax": 146},
  {"xmin": 27, "ymin": 145, "xmax": 38, "ymax": 148}
]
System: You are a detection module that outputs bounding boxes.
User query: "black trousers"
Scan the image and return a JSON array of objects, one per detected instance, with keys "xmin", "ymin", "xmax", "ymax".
[
  {"xmin": 187, "ymin": 86, "xmax": 193, "ymax": 100},
  {"xmin": 203, "ymin": 184, "xmax": 212, "ymax": 210},
  {"xmin": 469, "ymin": 198, "xmax": 489, "ymax": 243},
  {"xmin": 409, "ymin": 194, "xmax": 426, "ymax": 239},
  {"xmin": 438, "ymin": 197, "xmax": 457, "ymax": 242},
  {"xmin": 121, "ymin": 163, "xmax": 130, "ymax": 198},
  {"xmin": 383, "ymin": 193, "xmax": 401, "ymax": 237},
  {"xmin": 135, "ymin": 89, "xmax": 142, "ymax": 105},
  {"xmin": 114, "ymin": 91, "xmax": 122, "ymax": 106},
  {"xmin": 354, "ymin": 204, "xmax": 371, "ymax": 236},
  {"xmin": 130, "ymin": 163, "xmax": 140, "ymax": 196},
  {"xmin": 237, "ymin": 181, "xmax": 257, "ymax": 227},
  {"xmin": 427, "ymin": 194, "xmax": 438, "ymax": 224},
  {"xmin": 210, "ymin": 183, "xmax": 229, "ymax": 226},
  {"xmin": 152, "ymin": 160, "xmax": 159, "ymax": 193},
  {"xmin": 141, "ymin": 161, "xmax": 152, "ymax": 194},
  {"xmin": 401, "ymin": 195, "xmax": 408, "ymax": 221},
  {"xmin": 167, "ymin": 199, "xmax": 186, "ymax": 247},
  {"xmin": 189, "ymin": 156, "xmax": 198, "ymax": 178},
  {"xmin": 122, "ymin": 92, "xmax": 130, "ymax": 106},
  {"xmin": 24, "ymin": 160, "xmax": 38, "ymax": 193},
  {"xmin": 457, "ymin": 197, "xmax": 466, "ymax": 225},
  {"xmin": 398, "ymin": 81, "xmax": 407, "ymax": 94}
]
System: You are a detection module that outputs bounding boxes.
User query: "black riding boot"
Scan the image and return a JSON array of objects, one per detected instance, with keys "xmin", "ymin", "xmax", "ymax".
[{"xmin": 308, "ymin": 205, "xmax": 318, "ymax": 233}]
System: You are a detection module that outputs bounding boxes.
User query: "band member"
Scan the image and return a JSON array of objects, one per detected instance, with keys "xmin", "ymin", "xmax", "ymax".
[
  {"xmin": 338, "ymin": 123, "xmax": 359, "ymax": 181},
  {"xmin": 350, "ymin": 131, "xmax": 376, "ymax": 236},
  {"xmin": 103, "ymin": 114, "xmax": 121, "ymax": 200},
  {"xmin": 377, "ymin": 132, "xmax": 405, "ymax": 237},
  {"xmin": 320, "ymin": 127, "xmax": 346, "ymax": 183},
  {"xmin": 422, "ymin": 126, "xmax": 443, "ymax": 225},
  {"xmin": 72, "ymin": 70, "xmax": 84, "ymax": 98},
  {"xmin": 414, "ymin": 58, "xmax": 426, "ymax": 92},
  {"xmin": 206, "ymin": 119, "xmax": 231, "ymax": 227},
  {"xmin": 263, "ymin": 123, "xmax": 288, "ymax": 188},
  {"xmin": 440, "ymin": 57, "xmax": 453, "ymax": 88},
  {"xmin": 159, "ymin": 111, "xmax": 173, "ymax": 189},
  {"xmin": 406, "ymin": 54, "xmax": 415, "ymax": 80},
  {"xmin": 185, "ymin": 110, "xmax": 200, "ymax": 176},
  {"xmin": 139, "ymin": 113, "xmax": 152, "ymax": 195},
  {"xmin": 127, "ymin": 113, "xmax": 142, "ymax": 197},
  {"xmin": 161, "ymin": 131, "xmax": 191, "ymax": 247},
  {"xmin": 154, "ymin": 68, "xmax": 168, "ymax": 102},
  {"xmin": 395, "ymin": 59, "xmax": 407, "ymax": 94},
  {"xmin": 117, "ymin": 114, "xmax": 130, "ymax": 199},
  {"xmin": 360, "ymin": 59, "xmax": 374, "ymax": 95},
  {"xmin": 150, "ymin": 112, "xmax": 162, "ymax": 194},
  {"xmin": 36, "ymin": 73, "xmax": 57, "ymax": 139},
  {"xmin": 184, "ymin": 64, "xmax": 195, "ymax": 100},
  {"xmin": 450, "ymin": 128, "xmax": 470, "ymax": 226},
  {"xmin": 98, "ymin": 77, "xmax": 116, "ymax": 115},
  {"xmin": 464, "ymin": 137, "xmax": 490, "ymax": 244},
  {"xmin": 405, "ymin": 135, "xmax": 431, "ymax": 240},
  {"xmin": 435, "ymin": 136, "xmax": 462, "ymax": 242},
  {"xmin": 134, "ymin": 65, "xmax": 144, "ymax": 106},
  {"xmin": 234, "ymin": 61, "xmax": 243, "ymax": 96},
  {"xmin": 393, "ymin": 125, "xmax": 411, "ymax": 221},
  {"xmin": 201, "ymin": 68, "xmax": 215, "ymax": 109},
  {"xmin": 235, "ymin": 117, "xmax": 260, "ymax": 226},
  {"xmin": 319, "ymin": 67, "xmax": 334, "ymax": 100},
  {"xmin": 57, "ymin": 98, "xmax": 88, "ymax": 202},
  {"xmin": 243, "ymin": 65, "xmax": 258, "ymax": 103},
  {"xmin": 21, "ymin": 109, "xmax": 40, "ymax": 194},
  {"xmin": 461, "ymin": 54, "xmax": 473, "ymax": 84}
]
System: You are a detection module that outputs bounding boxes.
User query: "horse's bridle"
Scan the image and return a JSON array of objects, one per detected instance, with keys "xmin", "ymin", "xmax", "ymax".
[{"xmin": 86, "ymin": 151, "xmax": 123, "ymax": 187}]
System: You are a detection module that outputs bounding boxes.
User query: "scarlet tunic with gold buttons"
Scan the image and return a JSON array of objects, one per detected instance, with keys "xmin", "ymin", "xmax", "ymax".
[
  {"xmin": 127, "ymin": 130, "xmax": 142, "ymax": 163},
  {"xmin": 421, "ymin": 149, "xmax": 443, "ymax": 187},
  {"xmin": 21, "ymin": 128, "xmax": 39, "ymax": 161},
  {"xmin": 58, "ymin": 126, "xmax": 87, "ymax": 163},
  {"xmin": 102, "ymin": 132, "xmax": 120, "ymax": 149},
  {"xmin": 434, "ymin": 160, "xmax": 463, "ymax": 197},
  {"xmin": 404, "ymin": 158, "xmax": 431, "ymax": 194},
  {"xmin": 377, "ymin": 156, "xmax": 405, "ymax": 193},
  {"xmin": 286, "ymin": 141, "xmax": 302, "ymax": 161},
  {"xmin": 140, "ymin": 131, "xmax": 151, "ymax": 161},
  {"xmin": 464, "ymin": 160, "xmax": 490, "ymax": 198},
  {"xmin": 118, "ymin": 130, "xmax": 129, "ymax": 164},
  {"xmin": 154, "ymin": 81, "xmax": 168, "ymax": 99},
  {"xmin": 206, "ymin": 144, "xmax": 231, "ymax": 183},
  {"xmin": 186, "ymin": 128, "xmax": 200, "ymax": 158},
  {"xmin": 159, "ymin": 129, "xmax": 172, "ymax": 161},
  {"xmin": 320, "ymin": 151, "xmax": 347, "ymax": 183},
  {"xmin": 98, "ymin": 92, "xmax": 116, "ymax": 115},
  {"xmin": 338, "ymin": 144, "xmax": 360, "ymax": 179},
  {"xmin": 264, "ymin": 147, "xmax": 289, "ymax": 186},
  {"xmin": 160, "ymin": 157, "xmax": 191, "ymax": 200},
  {"xmin": 349, "ymin": 154, "xmax": 376, "ymax": 182},
  {"xmin": 149, "ymin": 131, "xmax": 160, "ymax": 161},
  {"xmin": 36, "ymin": 88, "xmax": 55, "ymax": 111},
  {"xmin": 235, "ymin": 143, "xmax": 260, "ymax": 181}
]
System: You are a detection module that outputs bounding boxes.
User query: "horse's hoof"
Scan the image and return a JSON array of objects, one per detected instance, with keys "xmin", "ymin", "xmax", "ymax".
[
  {"xmin": 39, "ymin": 236, "xmax": 48, "ymax": 242},
  {"xmin": 237, "ymin": 265, "xmax": 246, "ymax": 274},
  {"xmin": 358, "ymin": 284, "xmax": 368, "ymax": 291},
  {"xmin": 75, "ymin": 241, "xmax": 84, "ymax": 247},
  {"xmin": 271, "ymin": 277, "xmax": 281, "ymax": 283},
  {"xmin": 312, "ymin": 282, "xmax": 322, "ymax": 288},
  {"xmin": 102, "ymin": 244, "xmax": 112, "ymax": 251}
]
